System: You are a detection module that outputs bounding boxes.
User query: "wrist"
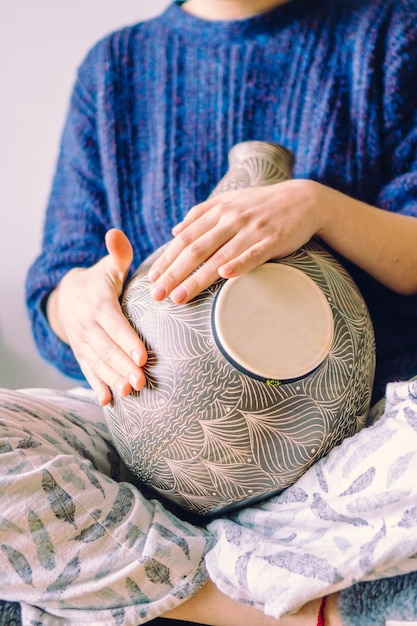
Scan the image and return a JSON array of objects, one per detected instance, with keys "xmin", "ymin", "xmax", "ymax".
[
  {"xmin": 317, "ymin": 597, "xmax": 326, "ymax": 626},
  {"xmin": 323, "ymin": 592, "xmax": 342, "ymax": 626},
  {"xmin": 46, "ymin": 268, "xmax": 85, "ymax": 344},
  {"xmin": 46, "ymin": 286, "xmax": 69, "ymax": 344}
]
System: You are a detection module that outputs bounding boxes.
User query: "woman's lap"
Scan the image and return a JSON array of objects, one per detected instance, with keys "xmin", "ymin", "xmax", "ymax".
[
  {"xmin": 0, "ymin": 387, "xmax": 212, "ymax": 626},
  {"xmin": 1, "ymin": 380, "xmax": 417, "ymax": 624}
]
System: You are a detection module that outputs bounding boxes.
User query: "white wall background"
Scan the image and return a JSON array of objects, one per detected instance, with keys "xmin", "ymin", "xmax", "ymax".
[{"xmin": 0, "ymin": 0, "xmax": 170, "ymax": 389}]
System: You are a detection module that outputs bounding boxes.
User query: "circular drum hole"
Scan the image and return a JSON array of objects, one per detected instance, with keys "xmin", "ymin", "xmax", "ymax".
[{"xmin": 212, "ymin": 262, "xmax": 334, "ymax": 381}]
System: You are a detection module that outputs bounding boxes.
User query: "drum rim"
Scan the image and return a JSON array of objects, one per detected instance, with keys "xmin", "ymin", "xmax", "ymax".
[{"xmin": 211, "ymin": 261, "xmax": 335, "ymax": 383}]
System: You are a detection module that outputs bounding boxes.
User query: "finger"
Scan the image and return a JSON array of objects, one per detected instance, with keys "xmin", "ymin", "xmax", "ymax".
[
  {"xmin": 168, "ymin": 230, "xmax": 264, "ymax": 304},
  {"xmin": 78, "ymin": 365, "xmax": 113, "ymax": 406},
  {"xmin": 218, "ymin": 240, "xmax": 275, "ymax": 279},
  {"xmin": 79, "ymin": 355, "xmax": 135, "ymax": 407},
  {"xmin": 98, "ymin": 305, "xmax": 148, "ymax": 368},
  {"xmin": 105, "ymin": 228, "xmax": 134, "ymax": 280},
  {"xmin": 148, "ymin": 210, "xmax": 222, "ymax": 287},
  {"xmin": 150, "ymin": 224, "xmax": 234, "ymax": 301},
  {"xmin": 169, "ymin": 261, "xmax": 224, "ymax": 304},
  {"xmin": 75, "ymin": 339, "xmax": 131, "ymax": 407},
  {"xmin": 79, "ymin": 319, "xmax": 147, "ymax": 393},
  {"xmin": 171, "ymin": 197, "xmax": 218, "ymax": 236}
]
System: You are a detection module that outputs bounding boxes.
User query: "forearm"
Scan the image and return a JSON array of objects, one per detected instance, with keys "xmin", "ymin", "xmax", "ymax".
[
  {"xmin": 315, "ymin": 181, "xmax": 417, "ymax": 295},
  {"xmin": 163, "ymin": 580, "xmax": 335, "ymax": 626},
  {"xmin": 46, "ymin": 271, "xmax": 81, "ymax": 345}
]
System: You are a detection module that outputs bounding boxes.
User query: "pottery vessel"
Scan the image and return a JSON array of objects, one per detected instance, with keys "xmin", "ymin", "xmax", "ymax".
[{"xmin": 105, "ymin": 141, "xmax": 376, "ymax": 517}]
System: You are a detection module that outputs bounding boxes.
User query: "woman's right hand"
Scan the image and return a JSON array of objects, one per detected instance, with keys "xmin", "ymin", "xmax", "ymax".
[{"xmin": 47, "ymin": 228, "xmax": 147, "ymax": 406}]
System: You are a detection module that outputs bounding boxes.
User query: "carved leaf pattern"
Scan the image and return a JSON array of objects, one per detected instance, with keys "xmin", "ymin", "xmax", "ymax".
[
  {"xmin": 1, "ymin": 374, "xmax": 417, "ymax": 622},
  {"xmin": 106, "ymin": 235, "xmax": 375, "ymax": 515}
]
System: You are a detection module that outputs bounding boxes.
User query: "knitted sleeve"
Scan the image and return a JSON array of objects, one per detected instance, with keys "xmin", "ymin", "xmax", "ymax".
[
  {"xmin": 376, "ymin": 3, "xmax": 417, "ymax": 219},
  {"xmin": 350, "ymin": 0, "xmax": 417, "ymax": 322},
  {"xmin": 380, "ymin": 4, "xmax": 417, "ymax": 316},
  {"xmin": 25, "ymin": 41, "xmax": 110, "ymax": 379}
]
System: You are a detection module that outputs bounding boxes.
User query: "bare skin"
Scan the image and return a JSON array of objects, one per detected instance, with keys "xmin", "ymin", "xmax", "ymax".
[
  {"xmin": 182, "ymin": 0, "xmax": 291, "ymax": 19},
  {"xmin": 163, "ymin": 582, "xmax": 342, "ymax": 626},
  {"xmin": 47, "ymin": 228, "xmax": 148, "ymax": 406},
  {"xmin": 163, "ymin": 580, "xmax": 342, "ymax": 625}
]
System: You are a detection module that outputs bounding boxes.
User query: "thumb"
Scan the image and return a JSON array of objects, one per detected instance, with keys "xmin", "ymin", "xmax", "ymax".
[{"xmin": 104, "ymin": 228, "xmax": 134, "ymax": 281}]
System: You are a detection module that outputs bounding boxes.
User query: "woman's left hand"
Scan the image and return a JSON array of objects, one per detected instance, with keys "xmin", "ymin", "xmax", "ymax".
[{"xmin": 149, "ymin": 179, "xmax": 323, "ymax": 304}]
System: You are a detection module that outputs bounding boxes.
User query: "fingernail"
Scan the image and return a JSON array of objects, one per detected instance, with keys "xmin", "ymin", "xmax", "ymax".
[
  {"xmin": 114, "ymin": 379, "xmax": 127, "ymax": 395},
  {"xmin": 128, "ymin": 372, "xmax": 141, "ymax": 389},
  {"xmin": 220, "ymin": 263, "xmax": 234, "ymax": 278},
  {"xmin": 151, "ymin": 283, "xmax": 167, "ymax": 301},
  {"xmin": 131, "ymin": 349, "xmax": 142, "ymax": 366},
  {"xmin": 148, "ymin": 267, "xmax": 161, "ymax": 282},
  {"xmin": 171, "ymin": 286, "xmax": 187, "ymax": 304},
  {"xmin": 98, "ymin": 391, "xmax": 108, "ymax": 406}
]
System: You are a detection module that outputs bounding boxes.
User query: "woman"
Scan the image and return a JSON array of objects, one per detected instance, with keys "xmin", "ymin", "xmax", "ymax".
[{"xmin": 1, "ymin": 0, "xmax": 416, "ymax": 624}]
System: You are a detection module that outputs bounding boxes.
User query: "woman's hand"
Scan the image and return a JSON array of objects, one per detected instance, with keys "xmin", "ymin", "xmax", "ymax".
[
  {"xmin": 47, "ymin": 228, "xmax": 147, "ymax": 406},
  {"xmin": 149, "ymin": 179, "xmax": 322, "ymax": 304},
  {"xmin": 149, "ymin": 178, "xmax": 417, "ymax": 303}
]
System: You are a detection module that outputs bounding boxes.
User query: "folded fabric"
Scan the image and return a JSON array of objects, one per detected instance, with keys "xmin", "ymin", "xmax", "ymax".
[{"xmin": 206, "ymin": 379, "xmax": 417, "ymax": 619}]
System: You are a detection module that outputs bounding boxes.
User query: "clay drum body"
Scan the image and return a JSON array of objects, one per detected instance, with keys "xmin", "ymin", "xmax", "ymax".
[{"xmin": 105, "ymin": 142, "xmax": 376, "ymax": 517}]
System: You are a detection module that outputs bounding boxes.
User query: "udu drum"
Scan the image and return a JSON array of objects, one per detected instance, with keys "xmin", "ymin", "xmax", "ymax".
[{"xmin": 105, "ymin": 141, "xmax": 376, "ymax": 517}]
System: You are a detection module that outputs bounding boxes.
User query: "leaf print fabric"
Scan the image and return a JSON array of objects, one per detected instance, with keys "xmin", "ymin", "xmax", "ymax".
[
  {"xmin": 41, "ymin": 470, "xmax": 77, "ymax": 528},
  {"xmin": 206, "ymin": 379, "xmax": 417, "ymax": 619},
  {"xmin": 1, "ymin": 546, "xmax": 33, "ymax": 586},
  {"xmin": 2, "ymin": 382, "xmax": 417, "ymax": 625},
  {"xmin": 28, "ymin": 509, "xmax": 56, "ymax": 571},
  {"xmin": 0, "ymin": 388, "xmax": 213, "ymax": 626}
]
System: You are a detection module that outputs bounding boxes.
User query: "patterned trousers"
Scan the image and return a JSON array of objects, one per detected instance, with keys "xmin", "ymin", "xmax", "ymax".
[
  {"xmin": 1, "ymin": 380, "xmax": 417, "ymax": 625},
  {"xmin": 0, "ymin": 387, "xmax": 212, "ymax": 625}
]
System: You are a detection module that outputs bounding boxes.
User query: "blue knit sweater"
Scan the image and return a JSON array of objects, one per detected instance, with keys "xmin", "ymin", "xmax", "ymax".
[{"xmin": 26, "ymin": 0, "xmax": 417, "ymax": 403}]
